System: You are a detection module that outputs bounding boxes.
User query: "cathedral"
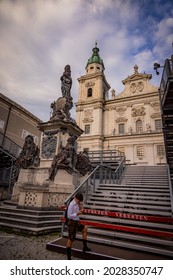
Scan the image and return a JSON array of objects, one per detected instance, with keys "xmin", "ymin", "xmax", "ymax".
[{"xmin": 76, "ymin": 44, "xmax": 166, "ymax": 165}]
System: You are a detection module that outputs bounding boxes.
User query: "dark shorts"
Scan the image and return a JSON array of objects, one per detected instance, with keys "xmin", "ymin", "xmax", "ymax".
[{"xmin": 67, "ymin": 219, "xmax": 85, "ymax": 241}]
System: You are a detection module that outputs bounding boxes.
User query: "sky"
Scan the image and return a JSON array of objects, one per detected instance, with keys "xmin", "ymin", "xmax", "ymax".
[{"xmin": 0, "ymin": 0, "xmax": 173, "ymax": 122}]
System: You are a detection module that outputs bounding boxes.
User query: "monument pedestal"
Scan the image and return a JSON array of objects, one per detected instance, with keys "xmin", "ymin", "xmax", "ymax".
[
  {"xmin": 11, "ymin": 69, "xmax": 91, "ymax": 211},
  {"xmin": 13, "ymin": 168, "xmax": 82, "ymax": 209}
]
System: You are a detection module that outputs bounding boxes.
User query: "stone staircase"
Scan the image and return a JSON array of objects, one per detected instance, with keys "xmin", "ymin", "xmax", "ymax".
[
  {"xmin": 54, "ymin": 165, "xmax": 173, "ymax": 259},
  {"xmin": 0, "ymin": 201, "xmax": 62, "ymax": 235}
]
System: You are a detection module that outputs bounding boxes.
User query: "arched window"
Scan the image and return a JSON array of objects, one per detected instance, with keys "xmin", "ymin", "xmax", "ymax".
[
  {"xmin": 87, "ymin": 88, "xmax": 92, "ymax": 97},
  {"xmin": 136, "ymin": 119, "xmax": 143, "ymax": 133}
]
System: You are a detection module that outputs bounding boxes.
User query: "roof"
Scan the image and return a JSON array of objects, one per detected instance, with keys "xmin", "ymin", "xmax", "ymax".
[
  {"xmin": 0, "ymin": 92, "xmax": 42, "ymax": 123},
  {"xmin": 86, "ymin": 43, "xmax": 104, "ymax": 68}
]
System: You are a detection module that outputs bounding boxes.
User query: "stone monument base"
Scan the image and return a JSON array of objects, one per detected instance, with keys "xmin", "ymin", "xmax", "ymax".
[{"xmin": 12, "ymin": 167, "xmax": 83, "ymax": 210}]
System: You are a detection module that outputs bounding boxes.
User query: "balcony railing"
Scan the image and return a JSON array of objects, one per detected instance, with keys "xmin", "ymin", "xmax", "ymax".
[
  {"xmin": 0, "ymin": 132, "xmax": 22, "ymax": 158},
  {"xmin": 159, "ymin": 58, "xmax": 173, "ymax": 107}
]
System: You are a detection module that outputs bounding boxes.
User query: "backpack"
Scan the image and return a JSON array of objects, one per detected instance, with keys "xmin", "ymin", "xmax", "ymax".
[{"xmin": 64, "ymin": 197, "xmax": 74, "ymax": 225}]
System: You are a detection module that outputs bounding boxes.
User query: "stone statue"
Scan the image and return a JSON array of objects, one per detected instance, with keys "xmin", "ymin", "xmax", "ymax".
[
  {"xmin": 13, "ymin": 135, "xmax": 40, "ymax": 181},
  {"xmin": 50, "ymin": 65, "xmax": 74, "ymax": 121},
  {"xmin": 49, "ymin": 135, "xmax": 78, "ymax": 181},
  {"xmin": 15, "ymin": 135, "xmax": 40, "ymax": 169},
  {"xmin": 49, "ymin": 136, "xmax": 92, "ymax": 181},
  {"xmin": 76, "ymin": 149, "xmax": 92, "ymax": 176},
  {"xmin": 60, "ymin": 65, "xmax": 72, "ymax": 99}
]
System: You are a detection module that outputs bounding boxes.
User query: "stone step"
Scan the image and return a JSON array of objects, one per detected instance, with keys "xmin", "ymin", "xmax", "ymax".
[
  {"xmin": 0, "ymin": 204, "xmax": 63, "ymax": 235},
  {"xmin": 98, "ymin": 183, "xmax": 169, "ymax": 189},
  {"xmin": 81, "ymin": 214, "xmax": 173, "ymax": 231},
  {"xmin": 96, "ymin": 187, "xmax": 169, "ymax": 193},
  {"xmin": 87, "ymin": 196, "xmax": 171, "ymax": 206},
  {"xmin": 62, "ymin": 231, "xmax": 173, "ymax": 258},
  {"xmin": 88, "ymin": 193, "xmax": 171, "ymax": 201},
  {"xmin": 0, "ymin": 210, "xmax": 62, "ymax": 221},
  {"xmin": 0, "ymin": 221, "xmax": 61, "ymax": 235},
  {"xmin": 0, "ymin": 206, "xmax": 62, "ymax": 216},
  {"xmin": 0, "ymin": 216, "xmax": 62, "ymax": 228},
  {"xmin": 85, "ymin": 200, "xmax": 171, "ymax": 211},
  {"xmin": 47, "ymin": 236, "xmax": 172, "ymax": 260},
  {"xmin": 85, "ymin": 204, "xmax": 172, "ymax": 216}
]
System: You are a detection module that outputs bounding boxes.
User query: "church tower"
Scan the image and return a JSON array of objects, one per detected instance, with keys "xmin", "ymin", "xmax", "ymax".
[{"xmin": 76, "ymin": 43, "xmax": 110, "ymax": 151}]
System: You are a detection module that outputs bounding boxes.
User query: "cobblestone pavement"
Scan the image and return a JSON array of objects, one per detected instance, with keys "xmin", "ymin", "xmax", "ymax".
[{"xmin": 0, "ymin": 230, "xmax": 79, "ymax": 260}]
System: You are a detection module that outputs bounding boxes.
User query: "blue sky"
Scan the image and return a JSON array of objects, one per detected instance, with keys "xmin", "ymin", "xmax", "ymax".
[{"xmin": 0, "ymin": 0, "xmax": 172, "ymax": 121}]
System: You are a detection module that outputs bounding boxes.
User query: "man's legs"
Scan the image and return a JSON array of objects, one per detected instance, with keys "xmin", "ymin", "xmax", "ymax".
[
  {"xmin": 82, "ymin": 225, "xmax": 91, "ymax": 253},
  {"xmin": 66, "ymin": 221, "xmax": 75, "ymax": 260},
  {"xmin": 66, "ymin": 239, "xmax": 73, "ymax": 260}
]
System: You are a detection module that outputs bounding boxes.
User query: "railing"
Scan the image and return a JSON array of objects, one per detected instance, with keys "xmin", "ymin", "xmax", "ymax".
[
  {"xmin": 61, "ymin": 156, "xmax": 126, "ymax": 235},
  {"xmin": 0, "ymin": 132, "xmax": 22, "ymax": 158},
  {"xmin": 88, "ymin": 150, "xmax": 119, "ymax": 163},
  {"xmin": 159, "ymin": 58, "xmax": 173, "ymax": 106},
  {"xmin": 167, "ymin": 164, "xmax": 173, "ymax": 214}
]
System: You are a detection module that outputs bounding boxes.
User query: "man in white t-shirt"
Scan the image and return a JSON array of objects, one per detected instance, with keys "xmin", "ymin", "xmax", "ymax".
[{"xmin": 66, "ymin": 193, "xmax": 91, "ymax": 260}]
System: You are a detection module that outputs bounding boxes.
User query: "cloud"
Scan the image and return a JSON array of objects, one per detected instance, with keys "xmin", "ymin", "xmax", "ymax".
[{"xmin": 0, "ymin": 0, "xmax": 172, "ymax": 122}]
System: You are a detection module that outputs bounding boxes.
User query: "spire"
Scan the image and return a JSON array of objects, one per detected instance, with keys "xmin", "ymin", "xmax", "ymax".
[{"xmin": 86, "ymin": 43, "xmax": 104, "ymax": 69}]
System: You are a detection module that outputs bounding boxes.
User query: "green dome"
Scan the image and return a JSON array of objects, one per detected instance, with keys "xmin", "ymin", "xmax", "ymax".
[{"xmin": 86, "ymin": 43, "xmax": 104, "ymax": 68}]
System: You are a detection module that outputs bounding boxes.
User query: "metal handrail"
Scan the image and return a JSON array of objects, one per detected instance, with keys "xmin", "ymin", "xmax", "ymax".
[
  {"xmin": 159, "ymin": 58, "xmax": 173, "ymax": 106},
  {"xmin": 167, "ymin": 164, "xmax": 173, "ymax": 214},
  {"xmin": 0, "ymin": 132, "xmax": 22, "ymax": 158},
  {"xmin": 61, "ymin": 156, "xmax": 126, "ymax": 235},
  {"xmin": 88, "ymin": 149, "xmax": 123, "ymax": 163}
]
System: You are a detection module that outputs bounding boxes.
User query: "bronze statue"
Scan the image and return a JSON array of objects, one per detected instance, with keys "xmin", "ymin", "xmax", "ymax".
[
  {"xmin": 76, "ymin": 149, "xmax": 92, "ymax": 176},
  {"xmin": 50, "ymin": 65, "xmax": 74, "ymax": 121},
  {"xmin": 13, "ymin": 135, "xmax": 40, "ymax": 182},
  {"xmin": 49, "ymin": 136, "xmax": 92, "ymax": 181},
  {"xmin": 60, "ymin": 65, "xmax": 72, "ymax": 100},
  {"xmin": 49, "ymin": 135, "xmax": 78, "ymax": 180}
]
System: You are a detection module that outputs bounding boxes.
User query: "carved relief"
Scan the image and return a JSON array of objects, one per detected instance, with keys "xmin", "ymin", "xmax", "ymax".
[
  {"xmin": 48, "ymin": 193, "xmax": 67, "ymax": 207},
  {"xmin": 94, "ymin": 104, "xmax": 103, "ymax": 109},
  {"xmin": 76, "ymin": 107, "xmax": 83, "ymax": 112},
  {"xmin": 41, "ymin": 135, "xmax": 57, "ymax": 159},
  {"xmin": 116, "ymin": 106, "xmax": 127, "ymax": 113},
  {"xmin": 130, "ymin": 82, "xmax": 144, "ymax": 93},
  {"xmin": 137, "ymin": 82, "xmax": 144, "ymax": 92},
  {"xmin": 150, "ymin": 102, "xmax": 160, "ymax": 112},
  {"xmin": 150, "ymin": 112, "xmax": 161, "ymax": 119},
  {"xmin": 24, "ymin": 192, "xmax": 37, "ymax": 206},
  {"xmin": 85, "ymin": 81, "xmax": 95, "ymax": 87},
  {"xmin": 132, "ymin": 107, "xmax": 146, "ymax": 117},
  {"xmin": 116, "ymin": 117, "xmax": 128, "ymax": 123},
  {"xmin": 83, "ymin": 109, "xmax": 93, "ymax": 122},
  {"xmin": 151, "ymin": 101, "xmax": 160, "ymax": 108},
  {"xmin": 84, "ymin": 109, "xmax": 93, "ymax": 119},
  {"xmin": 130, "ymin": 83, "xmax": 137, "ymax": 93}
]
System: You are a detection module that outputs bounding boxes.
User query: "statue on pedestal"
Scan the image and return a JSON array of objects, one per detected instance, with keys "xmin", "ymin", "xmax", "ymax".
[
  {"xmin": 49, "ymin": 136, "xmax": 92, "ymax": 181},
  {"xmin": 50, "ymin": 65, "xmax": 74, "ymax": 121},
  {"xmin": 13, "ymin": 135, "xmax": 40, "ymax": 181}
]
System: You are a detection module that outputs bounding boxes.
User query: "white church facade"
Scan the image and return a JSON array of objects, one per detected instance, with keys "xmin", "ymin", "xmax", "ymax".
[{"xmin": 76, "ymin": 44, "xmax": 166, "ymax": 165}]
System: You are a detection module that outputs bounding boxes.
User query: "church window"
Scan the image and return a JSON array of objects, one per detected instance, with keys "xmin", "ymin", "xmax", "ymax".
[
  {"xmin": 117, "ymin": 146, "xmax": 125, "ymax": 156},
  {"xmin": 136, "ymin": 120, "xmax": 143, "ymax": 133},
  {"xmin": 87, "ymin": 88, "xmax": 92, "ymax": 97},
  {"xmin": 137, "ymin": 146, "xmax": 144, "ymax": 157},
  {"xmin": 157, "ymin": 145, "xmax": 165, "ymax": 156},
  {"xmin": 155, "ymin": 119, "xmax": 162, "ymax": 131},
  {"xmin": 118, "ymin": 123, "xmax": 125, "ymax": 134},
  {"xmin": 85, "ymin": 125, "xmax": 90, "ymax": 134}
]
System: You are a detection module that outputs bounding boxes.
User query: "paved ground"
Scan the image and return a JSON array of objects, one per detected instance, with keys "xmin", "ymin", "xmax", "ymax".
[{"xmin": 0, "ymin": 230, "xmax": 79, "ymax": 260}]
